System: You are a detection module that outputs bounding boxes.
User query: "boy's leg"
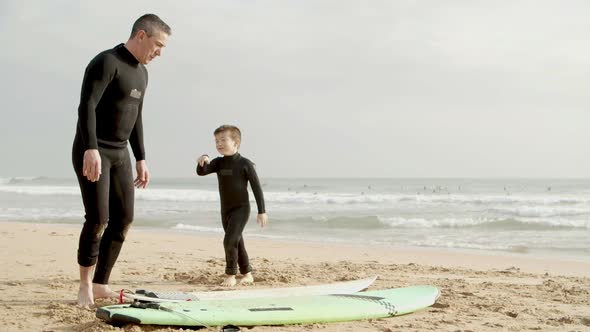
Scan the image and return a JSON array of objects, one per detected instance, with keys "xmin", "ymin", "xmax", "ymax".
[
  {"xmin": 234, "ymin": 206, "xmax": 254, "ymax": 284},
  {"xmin": 220, "ymin": 211, "xmax": 235, "ymax": 286},
  {"xmin": 222, "ymin": 207, "xmax": 251, "ymax": 285},
  {"xmin": 232, "ymin": 206, "xmax": 252, "ymax": 275},
  {"xmin": 220, "ymin": 210, "xmax": 237, "ymax": 286}
]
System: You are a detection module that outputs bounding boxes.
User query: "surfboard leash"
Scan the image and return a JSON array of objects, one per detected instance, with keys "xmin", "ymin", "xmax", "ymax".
[{"xmin": 119, "ymin": 289, "xmax": 132, "ymax": 304}]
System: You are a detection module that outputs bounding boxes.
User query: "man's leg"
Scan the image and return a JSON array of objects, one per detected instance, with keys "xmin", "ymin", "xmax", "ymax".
[
  {"xmin": 78, "ymin": 265, "xmax": 95, "ymax": 307},
  {"xmin": 74, "ymin": 147, "xmax": 111, "ymax": 307},
  {"xmin": 92, "ymin": 148, "xmax": 134, "ymax": 298}
]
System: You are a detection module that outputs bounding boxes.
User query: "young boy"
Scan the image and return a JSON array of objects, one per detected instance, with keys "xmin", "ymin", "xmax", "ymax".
[{"xmin": 196, "ymin": 125, "xmax": 268, "ymax": 287}]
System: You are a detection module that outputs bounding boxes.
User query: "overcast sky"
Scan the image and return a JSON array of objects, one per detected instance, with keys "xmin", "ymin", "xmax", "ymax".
[{"xmin": 1, "ymin": 0, "xmax": 589, "ymax": 178}]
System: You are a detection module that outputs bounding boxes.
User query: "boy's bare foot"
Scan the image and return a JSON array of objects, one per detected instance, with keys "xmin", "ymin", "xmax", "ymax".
[
  {"xmin": 221, "ymin": 275, "xmax": 237, "ymax": 287},
  {"xmin": 78, "ymin": 283, "xmax": 94, "ymax": 308},
  {"xmin": 92, "ymin": 283, "xmax": 119, "ymax": 299},
  {"xmin": 239, "ymin": 272, "xmax": 254, "ymax": 285}
]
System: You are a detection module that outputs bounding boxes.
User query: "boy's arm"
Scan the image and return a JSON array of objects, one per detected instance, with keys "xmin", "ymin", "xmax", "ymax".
[
  {"xmin": 246, "ymin": 161, "xmax": 266, "ymax": 214},
  {"xmin": 196, "ymin": 155, "xmax": 219, "ymax": 175}
]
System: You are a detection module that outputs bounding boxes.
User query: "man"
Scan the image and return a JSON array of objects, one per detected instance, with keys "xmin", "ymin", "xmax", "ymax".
[{"xmin": 72, "ymin": 14, "xmax": 171, "ymax": 307}]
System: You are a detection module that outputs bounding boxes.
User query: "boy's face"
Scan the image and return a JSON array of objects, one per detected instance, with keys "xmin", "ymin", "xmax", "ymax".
[{"xmin": 215, "ymin": 131, "xmax": 239, "ymax": 156}]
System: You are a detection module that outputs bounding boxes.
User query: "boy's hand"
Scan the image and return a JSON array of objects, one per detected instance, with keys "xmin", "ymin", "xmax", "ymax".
[
  {"xmin": 257, "ymin": 213, "xmax": 268, "ymax": 228},
  {"xmin": 197, "ymin": 155, "xmax": 210, "ymax": 167}
]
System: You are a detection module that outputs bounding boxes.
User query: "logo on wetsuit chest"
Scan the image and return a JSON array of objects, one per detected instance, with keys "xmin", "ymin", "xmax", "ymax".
[
  {"xmin": 220, "ymin": 169, "xmax": 233, "ymax": 176},
  {"xmin": 129, "ymin": 89, "xmax": 142, "ymax": 99}
]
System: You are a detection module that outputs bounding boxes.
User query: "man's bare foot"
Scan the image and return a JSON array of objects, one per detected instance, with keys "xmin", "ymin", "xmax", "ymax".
[
  {"xmin": 78, "ymin": 265, "xmax": 95, "ymax": 308},
  {"xmin": 221, "ymin": 275, "xmax": 237, "ymax": 287},
  {"xmin": 92, "ymin": 283, "xmax": 119, "ymax": 299},
  {"xmin": 239, "ymin": 272, "xmax": 254, "ymax": 285},
  {"xmin": 78, "ymin": 283, "xmax": 94, "ymax": 308}
]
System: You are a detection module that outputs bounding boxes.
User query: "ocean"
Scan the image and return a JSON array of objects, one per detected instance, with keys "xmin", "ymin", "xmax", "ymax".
[{"xmin": 1, "ymin": 176, "xmax": 589, "ymax": 262}]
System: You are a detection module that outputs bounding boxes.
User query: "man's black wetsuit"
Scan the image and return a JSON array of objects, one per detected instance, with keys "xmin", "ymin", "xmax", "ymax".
[
  {"xmin": 72, "ymin": 43, "xmax": 147, "ymax": 284},
  {"xmin": 197, "ymin": 153, "xmax": 265, "ymax": 275}
]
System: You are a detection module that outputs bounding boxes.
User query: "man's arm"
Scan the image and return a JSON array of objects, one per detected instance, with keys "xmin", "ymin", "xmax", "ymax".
[
  {"xmin": 78, "ymin": 54, "xmax": 114, "ymax": 150},
  {"xmin": 130, "ymin": 104, "xmax": 149, "ymax": 188},
  {"xmin": 77, "ymin": 54, "xmax": 115, "ymax": 182},
  {"xmin": 129, "ymin": 100, "xmax": 145, "ymax": 161}
]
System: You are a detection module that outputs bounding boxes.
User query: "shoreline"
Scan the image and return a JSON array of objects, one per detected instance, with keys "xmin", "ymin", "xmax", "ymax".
[
  {"xmin": 3, "ymin": 220, "xmax": 589, "ymax": 277},
  {"xmin": 160, "ymin": 226, "xmax": 590, "ymax": 276}
]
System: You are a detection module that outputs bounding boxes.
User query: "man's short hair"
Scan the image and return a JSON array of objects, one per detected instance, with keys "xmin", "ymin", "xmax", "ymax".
[{"xmin": 130, "ymin": 14, "xmax": 172, "ymax": 38}]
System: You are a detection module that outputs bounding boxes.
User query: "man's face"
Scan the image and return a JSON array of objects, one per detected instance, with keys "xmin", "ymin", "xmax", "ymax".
[{"xmin": 136, "ymin": 29, "xmax": 168, "ymax": 65}]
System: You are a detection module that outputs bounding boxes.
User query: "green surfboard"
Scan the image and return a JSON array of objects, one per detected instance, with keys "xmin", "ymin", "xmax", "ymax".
[{"xmin": 97, "ymin": 285, "xmax": 440, "ymax": 327}]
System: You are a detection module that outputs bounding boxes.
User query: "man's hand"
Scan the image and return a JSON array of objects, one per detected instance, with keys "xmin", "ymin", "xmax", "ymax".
[
  {"xmin": 83, "ymin": 149, "xmax": 101, "ymax": 182},
  {"xmin": 134, "ymin": 160, "xmax": 150, "ymax": 188}
]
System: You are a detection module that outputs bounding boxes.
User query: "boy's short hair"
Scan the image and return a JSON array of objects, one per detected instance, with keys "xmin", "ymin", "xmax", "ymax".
[{"xmin": 214, "ymin": 125, "xmax": 242, "ymax": 147}]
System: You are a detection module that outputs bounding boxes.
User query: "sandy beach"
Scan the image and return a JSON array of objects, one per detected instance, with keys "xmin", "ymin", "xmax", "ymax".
[{"xmin": 0, "ymin": 221, "xmax": 589, "ymax": 332}]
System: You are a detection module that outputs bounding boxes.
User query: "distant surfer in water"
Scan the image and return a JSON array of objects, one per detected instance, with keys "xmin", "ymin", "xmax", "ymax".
[
  {"xmin": 72, "ymin": 14, "xmax": 171, "ymax": 307},
  {"xmin": 196, "ymin": 125, "xmax": 268, "ymax": 286}
]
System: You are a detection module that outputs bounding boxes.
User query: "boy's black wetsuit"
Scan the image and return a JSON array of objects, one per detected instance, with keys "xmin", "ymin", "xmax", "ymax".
[
  {"xmin": 72, "ymin": 43, "xmax": 148, "ymax": 284},
  {"xmin": 197, "ymin": 153, "xmax": 265, "ymax": 275}
]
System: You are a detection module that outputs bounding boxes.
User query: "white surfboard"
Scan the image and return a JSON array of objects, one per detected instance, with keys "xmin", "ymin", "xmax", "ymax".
[{"xmin": 121, "ymin": 275, "xmax": 378, "ymax": 303}]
